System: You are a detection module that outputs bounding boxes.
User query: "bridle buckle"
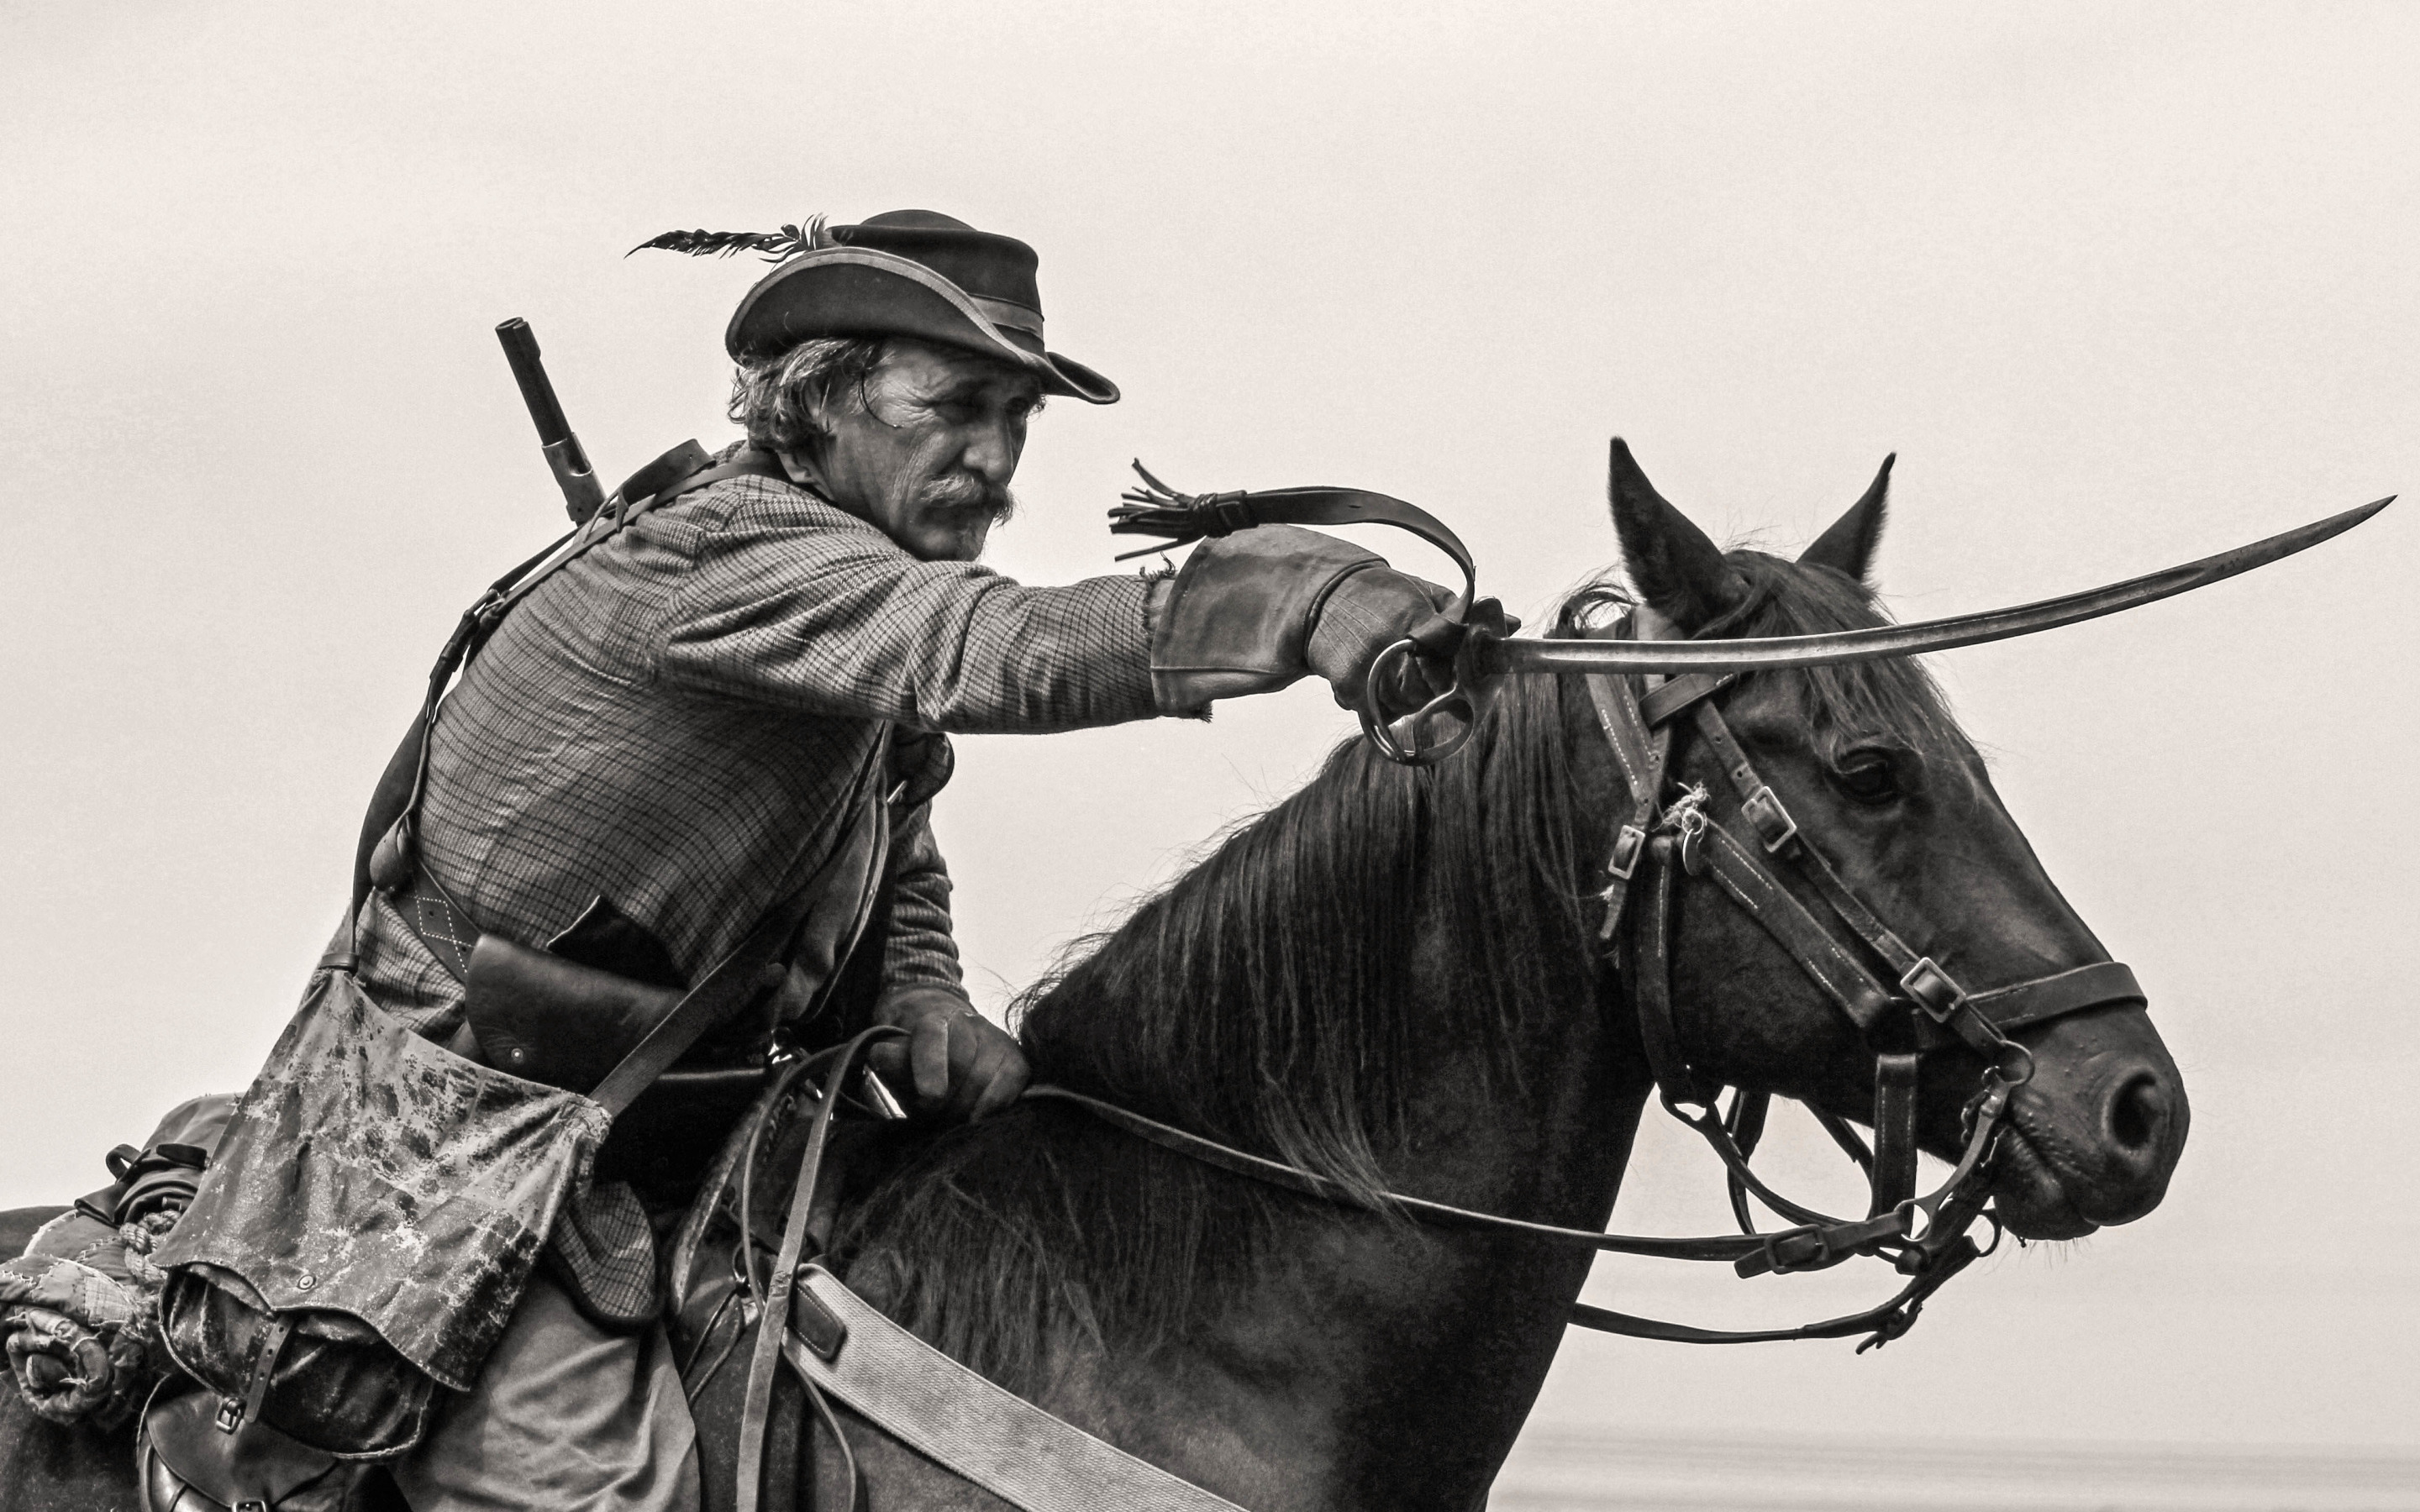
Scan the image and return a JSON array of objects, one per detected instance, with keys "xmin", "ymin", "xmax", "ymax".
[
  {"xmin": 1899, "ymin": 956, "xmax": 1968, "ymax": 1024},
  {"xmin": 1606, "ymin": 824, "xmax": 1648, "ymax": 881},
  {"xmin": 1740, "ymin": 784, "xmax": 1798, "ymax": 853}
]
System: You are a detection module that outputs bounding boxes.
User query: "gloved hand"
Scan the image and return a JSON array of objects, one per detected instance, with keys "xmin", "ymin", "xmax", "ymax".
[
  {"xmin": 866, "ymin": 986, "xmax": 1029, "ymax": 1122},
  {"xmin": 1149, "ymin": 524, "xmax": 1462, "ymax": 717},
  {"xmin": 1304, "ymin": 564, "xmax": 1462, "ymax": 717}
]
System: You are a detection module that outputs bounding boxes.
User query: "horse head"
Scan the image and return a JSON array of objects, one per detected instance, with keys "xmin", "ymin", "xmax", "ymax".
[{"xmin": 1591, "ymin": 440, "xmax": 2187, "ymax": 1242}]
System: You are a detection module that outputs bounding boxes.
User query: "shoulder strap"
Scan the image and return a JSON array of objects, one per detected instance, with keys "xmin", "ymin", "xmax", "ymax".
[{"xmin": 345, "ymin": 446, "xmax": 786, "ymax": 933}]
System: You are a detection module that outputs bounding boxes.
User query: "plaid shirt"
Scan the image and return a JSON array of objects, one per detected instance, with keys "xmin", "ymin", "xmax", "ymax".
[{"xmin": 350, "ymin": 458, "xmax": 1164, "ymax": 1039}]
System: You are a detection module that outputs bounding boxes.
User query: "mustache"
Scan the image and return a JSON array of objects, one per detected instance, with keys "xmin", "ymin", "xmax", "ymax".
[{"xmin": 921, "ymin": 475, "xmax": 1018, "ymax": 526}]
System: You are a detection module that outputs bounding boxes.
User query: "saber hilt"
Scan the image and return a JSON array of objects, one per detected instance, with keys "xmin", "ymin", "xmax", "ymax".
[{"xmin": 496, "ymin": 318, "xmax": 606, "ymax": 524}]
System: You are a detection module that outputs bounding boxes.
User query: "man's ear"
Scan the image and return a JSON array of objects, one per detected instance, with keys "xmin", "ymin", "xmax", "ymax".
[{"xmin": 1607, "ymin": 438, "xmax": 1745, "ymax": 632}]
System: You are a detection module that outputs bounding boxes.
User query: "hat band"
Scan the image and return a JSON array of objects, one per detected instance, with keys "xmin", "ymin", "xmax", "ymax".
[{"xmin": 971, "ymin": 294, "xmax": 1043, "ymax": 342}]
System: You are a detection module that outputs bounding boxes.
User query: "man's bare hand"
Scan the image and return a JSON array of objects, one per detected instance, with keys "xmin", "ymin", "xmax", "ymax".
[{"xmin": 867, "ymin": 987, "xmax": 1029, "ymax": 1121}]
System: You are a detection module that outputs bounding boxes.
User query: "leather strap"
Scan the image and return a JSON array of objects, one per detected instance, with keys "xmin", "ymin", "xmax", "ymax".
[
  {"xmin": 586, "ymin": 901, "xmax": 797, "ymax": 1118},
  {"xmin": 735, "ymin": 1027, "xmax": 903, "ymax": 1512},
  {"xmin": 1109, "ymin": 464, "xmax": 1478, "ymax": 613},
  {"xmin": 1969, "ymin": 961, "xmax": 2144, "ymax": 1031},
  {"xmin": 350, "ymin": 447, "xmax": 785, "ymax": 930},
  {"xmin": 781, "ymin": 1266, "xmax": 1253, "ymax": 1512},
  {"xmin": 1629, "ymin": 859, "xmax": 1719, "ymax": 1108},
  {"xmin": 1691, "ymin": 822, "xmax": 1901, "ymax": 1033},
  {"xmin": 1025, "ymin": 1087, "xmax": 1781, "ymax": 1265},
  {"xmin": 1569, "ymin": 1238, "xmax": 1977, "ymax": 1349},
  {"xmin": 1639, "ymin": 671, "xmax": 1737, "ymax": 728},
  {"xmin": 1722, "ymin": 1091, "xmax": 1772, "ymax": 1234},
  {"xmin": 1866, "ymin": 1053, "xmax": 1923, "ymax": 1218},
  {"xmin": 1581, "ymin": 674, "xmax": 1670, "ymax": 941}
]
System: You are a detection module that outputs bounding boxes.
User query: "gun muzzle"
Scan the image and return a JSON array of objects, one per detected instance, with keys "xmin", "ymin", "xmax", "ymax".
[{"xmin": 497, "ymin": 317, "xmax": 607, "ymax": 524}]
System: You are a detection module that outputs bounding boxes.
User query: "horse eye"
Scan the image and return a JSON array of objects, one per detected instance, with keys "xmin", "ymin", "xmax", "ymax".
[{"xmin": 1833, "ymin": 753, "xmax": 1902, "ymax": 804}]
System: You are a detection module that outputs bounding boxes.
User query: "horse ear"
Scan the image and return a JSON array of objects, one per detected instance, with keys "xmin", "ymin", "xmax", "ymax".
[
  {"xmin": 1798, "ymin": 454, "xmax": 1895, "ymax": 583},
  {"xmin": 1607, "ymin": 438, "xmax": 1744, "ymax": 632}
]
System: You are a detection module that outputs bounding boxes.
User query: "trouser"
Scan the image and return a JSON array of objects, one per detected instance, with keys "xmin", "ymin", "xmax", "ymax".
[{"xmin": 387, "ymin": 1273, "xmax": 701, "ymax": 1512}]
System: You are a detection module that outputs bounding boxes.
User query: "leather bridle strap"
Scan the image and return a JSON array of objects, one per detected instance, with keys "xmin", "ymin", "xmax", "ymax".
[
  {"xmin": 734, "ymin": 1026, "xmax": 906, "ymax": 1512},
  {"xmin": 1684, "ymin": 820, "xmax": 1904, "ymax": 1034},
  {"xmin": 1970, "ymin": 962, "xmax": 2145, "ymax": 1031},
  {"xmin": 1024, "ymin": 1087, "xmax": 1797, "ymax": 1265},
  {"xmin": 1570, "ymin": 1238, "xmax": 1979, "ymax": 1350},
  {"xmin": 1581, "ymin": 674, "xmax": 1670, "ymax": 939},
  {"xmin": 1866, "ymin": 1053, "xmax": 1923, "ymax": 1219}
]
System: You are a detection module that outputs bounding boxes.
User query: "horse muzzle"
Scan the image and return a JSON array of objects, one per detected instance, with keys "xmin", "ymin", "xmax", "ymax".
[{"xmin": 1991, "ymin": 1005, "xmax": 2189, "ymax": 1239}]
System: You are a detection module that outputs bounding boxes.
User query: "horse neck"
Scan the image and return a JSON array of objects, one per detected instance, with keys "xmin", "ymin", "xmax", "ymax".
[
  {"xmin": 1022, "ymin": 680, "xmax": 1649, "ymax": 1212},
  {"xmin": 999, "ymin": 686, "xmax": 1655, "ymax": 1510}
]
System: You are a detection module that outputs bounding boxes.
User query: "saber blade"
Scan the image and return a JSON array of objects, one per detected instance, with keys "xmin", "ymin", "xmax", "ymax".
[{"xmin": 1481, "ymin": 496, "xmax": 2392, "ymax": 677}]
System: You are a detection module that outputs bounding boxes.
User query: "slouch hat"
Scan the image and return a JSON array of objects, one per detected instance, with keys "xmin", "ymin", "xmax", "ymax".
[{"xmin": 715, "ymin": 210, "xmax": 1118, "ymax": 404}]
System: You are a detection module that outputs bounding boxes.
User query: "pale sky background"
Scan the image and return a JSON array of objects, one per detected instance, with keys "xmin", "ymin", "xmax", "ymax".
[{"xmin": 4, "ymin": 0, "xmax": 2416, "ymax": 1472}]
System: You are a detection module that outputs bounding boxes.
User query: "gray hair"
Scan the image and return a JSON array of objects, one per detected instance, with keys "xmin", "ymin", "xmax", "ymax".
[{"xmin": 727, "ymin": 335, "xmax": 890, "ymax": 455}]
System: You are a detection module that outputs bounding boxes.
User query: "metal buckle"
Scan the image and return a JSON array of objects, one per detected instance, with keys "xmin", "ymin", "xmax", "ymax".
[
  {"xmin": 1740, "ymin": 785, "xmax": 1798, "ymax": 853},
  {"xmin": 212, "ymin": 1396, "xmax": 245, "ymax": 1434},
  {"xmin": 1899, "ymin": 957, "xmax": 1968, "ymax": 1023},
  {"xmin": 1606, "ymin": 823, "xmax": 1647, "ymax": 881}
]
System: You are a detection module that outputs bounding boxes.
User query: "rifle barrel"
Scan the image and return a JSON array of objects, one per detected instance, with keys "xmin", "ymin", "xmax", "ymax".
[{"xmin": 495, "ymin": 317, "xmax": 605, "ymax": 523}]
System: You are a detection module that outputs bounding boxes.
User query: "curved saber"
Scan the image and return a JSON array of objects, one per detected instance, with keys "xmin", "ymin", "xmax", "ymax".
[{"xmin": 1478, "ymin": 497, "xmax": 2393, "ymax": 677}]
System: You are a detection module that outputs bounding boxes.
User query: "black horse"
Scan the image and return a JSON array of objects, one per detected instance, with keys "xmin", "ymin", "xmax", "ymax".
[{"xmin": 3, "ymin": 449, "xmax": 2187, "ymax": 1509}]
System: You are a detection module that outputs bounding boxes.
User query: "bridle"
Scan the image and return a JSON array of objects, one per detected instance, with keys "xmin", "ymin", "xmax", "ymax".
[{"xmin": 1560, "ymin": 602, "xmax": 2148, "ymax": 1344}]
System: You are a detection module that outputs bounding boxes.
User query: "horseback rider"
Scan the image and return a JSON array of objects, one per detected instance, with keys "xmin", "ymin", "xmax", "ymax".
[{"xmin": 150, "ymin": 210, "xmax": 1462, "ymax": 1510}]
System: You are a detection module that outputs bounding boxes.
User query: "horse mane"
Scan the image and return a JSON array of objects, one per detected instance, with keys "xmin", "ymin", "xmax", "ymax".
[{"xmin": 831, "ymin": 543, "xmax": 1961, "ymax": 1394}]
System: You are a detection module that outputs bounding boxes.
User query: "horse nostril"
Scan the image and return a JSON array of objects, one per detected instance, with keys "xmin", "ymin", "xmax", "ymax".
[{"xmin": 2108, "ymin": 1073, "xmax": 2165, "ymax": 1153}]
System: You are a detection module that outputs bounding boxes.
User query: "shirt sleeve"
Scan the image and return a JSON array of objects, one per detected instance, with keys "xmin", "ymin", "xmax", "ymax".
[
  {"xmin": 659, "ymin": 490, "xmax": 1164, "ymax": 733},
  {"xmin": 879, "ymin": 803, "xmax": 969, "ymax": 1000}
]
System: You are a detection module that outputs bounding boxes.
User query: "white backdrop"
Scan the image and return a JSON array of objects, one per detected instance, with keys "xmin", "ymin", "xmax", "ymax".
[{"xmin": 4, "ymin": 0, "xmax": 2414, "ymax": 1461}]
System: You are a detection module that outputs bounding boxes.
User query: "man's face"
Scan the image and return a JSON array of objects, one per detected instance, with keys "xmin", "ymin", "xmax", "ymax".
[{"xmin": 806, "ymin": 337, "xmax": 1043, "ymax": 562}]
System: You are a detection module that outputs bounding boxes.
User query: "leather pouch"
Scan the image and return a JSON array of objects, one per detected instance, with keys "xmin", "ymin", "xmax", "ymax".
[
  {"xmin": 139, "ymin": 1380, "xmax": 370, "ymax": 1509},
  {"xmin": 160, "ymin": 1266, "xmax": 436, "ymax": 1460},
  {"xmin": 464, "ymin": 937, "xmax": 684, "ymax": 1092}
]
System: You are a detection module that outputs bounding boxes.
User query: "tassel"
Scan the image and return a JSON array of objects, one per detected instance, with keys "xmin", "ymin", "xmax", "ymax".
[
  {"xmin": 628, "ymin": 214, "xmax": 831, "ymax": 262},
  {"xmin": 1107, "ymin": 460, "xmax": 1258, "ymax": 559}
]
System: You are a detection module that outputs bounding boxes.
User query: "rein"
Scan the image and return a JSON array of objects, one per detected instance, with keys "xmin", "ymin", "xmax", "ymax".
[{"xmin": 1033, "ymin": 615, "xmax": 2149, "ymax": 1352}]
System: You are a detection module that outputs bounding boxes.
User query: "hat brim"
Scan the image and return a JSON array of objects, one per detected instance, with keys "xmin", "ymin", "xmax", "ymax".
[{"xmin": 726, "ymin": 248, "xmax": 1119, "ymax": 405}]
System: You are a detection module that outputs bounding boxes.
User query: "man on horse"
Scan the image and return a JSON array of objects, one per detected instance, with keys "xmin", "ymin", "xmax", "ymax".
[{"xmin": 149, "ymin": 210, "xmax": 1461, "ymax": 1510}]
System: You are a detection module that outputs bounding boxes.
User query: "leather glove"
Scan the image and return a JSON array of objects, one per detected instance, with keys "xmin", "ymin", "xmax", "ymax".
[
  {"xmin": 1304, "ymin": 564, "xmax": 1461, "ymax": 717},
  {"xmin": 866, "ymin": 986, "xmax": 1029, "ymax": 1122},
  {"xmin": 1150, "ymin": 524, "xmax": 1459, "ymax": 717}
]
